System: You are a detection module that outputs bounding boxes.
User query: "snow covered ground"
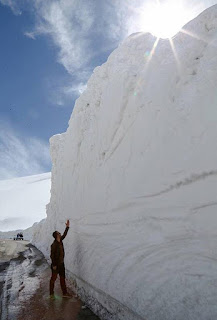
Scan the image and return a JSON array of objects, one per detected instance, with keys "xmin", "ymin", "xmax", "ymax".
[
  {"xmin": 0, "ymin": 173, "xmax": 51, "ymax": 233},
  {"xmin": 32, "ymin": 5, "xmax": 217, "ymax": 320}
]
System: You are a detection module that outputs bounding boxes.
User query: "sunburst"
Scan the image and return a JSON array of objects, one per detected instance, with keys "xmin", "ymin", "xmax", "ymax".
[{"xmin": 128, "ymin": 1, "xmax": 206, "ymax": 93}]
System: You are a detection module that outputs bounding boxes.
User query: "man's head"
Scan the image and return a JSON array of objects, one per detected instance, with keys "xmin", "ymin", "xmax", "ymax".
[{"xmin": 53, "ymin": 231, "xmax": 61, "ymax": 241}]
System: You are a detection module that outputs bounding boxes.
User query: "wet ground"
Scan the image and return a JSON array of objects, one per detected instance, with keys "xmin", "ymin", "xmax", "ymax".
[{"xmin": 0, "ymin": 239, "xmax": 100, "ymax": 320}]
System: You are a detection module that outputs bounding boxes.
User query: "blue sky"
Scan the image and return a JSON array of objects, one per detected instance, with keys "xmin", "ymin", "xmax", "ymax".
[{"xmin": 0, "ymin": 0, "xmax": 216, "ymax": 180}]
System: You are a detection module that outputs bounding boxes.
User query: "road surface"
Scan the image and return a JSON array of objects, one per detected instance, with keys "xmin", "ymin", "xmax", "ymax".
[{"xmin": 0, "ymin": 239, "xmax": 100, "ymax": 320}]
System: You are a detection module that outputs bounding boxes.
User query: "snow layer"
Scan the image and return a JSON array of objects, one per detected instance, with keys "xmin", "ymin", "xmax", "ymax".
[
  {"xmin": 33, "ymin": 6, "xmax": 217, "ymax": 320},
  {"xmin": 0, "ymin": 173, "xmax": 51, "ymax": 232}
]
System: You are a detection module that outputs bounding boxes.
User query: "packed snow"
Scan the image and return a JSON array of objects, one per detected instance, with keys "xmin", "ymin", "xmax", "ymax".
[
  {"xmin": 0, "ymin": 173, "xmax": 51, "ymax": 233},
  {"xmin": 32, "ymin": 6, "xmax": 217, "ymax": 320}
]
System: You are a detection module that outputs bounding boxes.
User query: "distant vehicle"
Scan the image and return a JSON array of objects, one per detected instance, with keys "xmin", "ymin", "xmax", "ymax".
[{"xmin": 13, "ymin": 232, "xmax": 24, "ymax": 240}]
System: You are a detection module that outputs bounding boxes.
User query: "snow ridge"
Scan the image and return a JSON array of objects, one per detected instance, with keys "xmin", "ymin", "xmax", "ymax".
[
  {"xmin": 32, "ymin": 5, "xmax": 217, "ymax": 320},
  {"xmin": 137, "ymin": 170, "xmax": 217, "ymax": 198}
]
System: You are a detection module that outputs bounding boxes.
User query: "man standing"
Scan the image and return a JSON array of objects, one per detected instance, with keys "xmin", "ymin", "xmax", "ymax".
[{"xmin": 50, "ymin": 219, "xmax": 71, "ymax": 298}]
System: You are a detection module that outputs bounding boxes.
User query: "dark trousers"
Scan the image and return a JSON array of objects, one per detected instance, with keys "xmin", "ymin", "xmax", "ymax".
[{"xmin": 50, "ymin": 263, "xmax": 67, "ymax": 295}]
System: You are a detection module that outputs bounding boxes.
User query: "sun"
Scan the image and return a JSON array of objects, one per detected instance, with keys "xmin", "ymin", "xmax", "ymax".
[
  {"xmin": 139, "ymin": 1, "xmax": 191, "ymax": 39},
  {"xmin": 129, "ymin": 0, "xmax": 203, "ymax": 85}
]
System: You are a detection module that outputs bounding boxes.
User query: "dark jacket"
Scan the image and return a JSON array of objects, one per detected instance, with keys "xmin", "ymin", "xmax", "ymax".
[{"xmin": 50, "ymin": 227, "xmax": 69, "ymax": 267}]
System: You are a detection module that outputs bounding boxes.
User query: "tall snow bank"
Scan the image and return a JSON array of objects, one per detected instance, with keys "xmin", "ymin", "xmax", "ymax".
[{"xmin": 33, "ymin": 6, "xmax": 217, "ymax": 320}]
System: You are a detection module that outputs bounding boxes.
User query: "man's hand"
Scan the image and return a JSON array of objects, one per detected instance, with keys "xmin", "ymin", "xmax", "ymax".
[
  {"xmin": 65, "ymin": 219, "xmax": 70, "ymax": 228},
  {"xmin": 53, "ymin": 266, "xmax": 57, "ymax": 270}
]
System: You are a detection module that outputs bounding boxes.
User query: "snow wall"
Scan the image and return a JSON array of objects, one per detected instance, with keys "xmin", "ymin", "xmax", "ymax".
[{"xmin": 32, "ymin": 6, "xmax": 217, "ymax": 320}]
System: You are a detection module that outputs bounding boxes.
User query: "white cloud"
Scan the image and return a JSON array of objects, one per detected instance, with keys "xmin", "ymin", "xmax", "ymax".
[
  {"xmin": 34, "ymin": 0, "xmax": 217, "ymax": 75},
  {"xmin": 45, "ymin": 75, "xmax": 87, "ymax": 107},
  {"xmin": 0, "ymin": 122, "xmax": 51, "ymax": 180},
  {"xmin": 20, "ymin": 0, "xmax": 134, "ymax": 75},
  {"xmin": 63, "ymin": 82, "xmax": 87, "ymax": 96},
  {"xmin": 51, "ymin": 82, "xmax": 87, "ymax": 106},
  {"xmin": 24, "ymin": 31, "xmax": 36, "ymax": 40},
  {"xmin": 2, "ymin": 0, "xmax": 217, "ymax": 75},
  {"xmin": 11, "ymin": 1, "xmax": 217, "ymax": 71},
  {"xmin": 2, "ymin": 0, "xmax": 217, "ymax": 103},
  {"xmin": 0, "ymin": 0, "xmax": 22, "ymax": 15},
  {"xmin": 32, "ymin": 0, "xmax": 95, "ymax": 74}
]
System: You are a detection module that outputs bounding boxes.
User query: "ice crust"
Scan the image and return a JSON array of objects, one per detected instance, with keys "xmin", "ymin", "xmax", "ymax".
[{"xmin": 33, "ymin": 6, "xmax": 217, "ymax": 320}]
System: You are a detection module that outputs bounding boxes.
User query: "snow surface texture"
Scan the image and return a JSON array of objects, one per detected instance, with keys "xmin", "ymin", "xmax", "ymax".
[
  {"xmin": 33, "ymin": 6, "xmax": 217, "ymax": 320},
  {"xmin": 0, "ymin": 173, "xmax": 51, "ymax": 232}
]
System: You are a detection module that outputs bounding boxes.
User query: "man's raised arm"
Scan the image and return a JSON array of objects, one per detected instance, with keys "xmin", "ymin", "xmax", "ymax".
[{"xmin": 61, "ymin": 219, "xmax": 70, "ymax": 240}]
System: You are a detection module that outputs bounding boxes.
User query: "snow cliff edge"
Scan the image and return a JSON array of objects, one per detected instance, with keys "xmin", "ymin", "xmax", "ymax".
[{"xmin": 33, "ymin": 6, "xmax": 217, "ymax": 320}]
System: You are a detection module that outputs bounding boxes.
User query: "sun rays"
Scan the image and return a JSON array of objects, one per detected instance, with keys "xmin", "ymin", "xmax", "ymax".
[
  {"xmin": 144, "ymin": 6, "xmax": 207, "ymax": 73},
  {"xmin": 167, "ymin": 25, "xmax": 209, "ymax": 74},
  {"xmin": 144, "ymin": 37, "xmax": 159, "ymax": 66},
  {"xmin": 141, "ymin": 25, "xmax": 205, "ymax": 78},
  {"xmin": 127, "ymin": 0, "xmax": 210, "ymax": 96},
  {"xmin": 136, "ymin": 0, "xmax": 192, "ymax": 39},
  {"xmin": 180, "ymin": 28, "xmax": 209, "ymax": 44}
]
